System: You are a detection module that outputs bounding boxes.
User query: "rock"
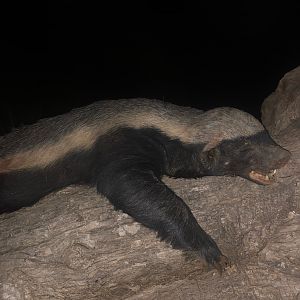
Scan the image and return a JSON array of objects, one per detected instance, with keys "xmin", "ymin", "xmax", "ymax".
[
  {"xmin": 261, "ymin": 66, "xmax": 300, "ymax": 136},
  {"xmin": 262, "ymin": 65, "xmax": 300, "ymax": 210}
]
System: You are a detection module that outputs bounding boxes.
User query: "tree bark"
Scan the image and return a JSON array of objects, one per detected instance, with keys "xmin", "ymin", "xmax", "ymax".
[{"xmin": 1, "ymin": 67, "xmax": 300, "ymax": 299}]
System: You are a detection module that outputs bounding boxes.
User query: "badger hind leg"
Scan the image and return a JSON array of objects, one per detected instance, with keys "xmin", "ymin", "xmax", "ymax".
[
  {"xmin": 0, "ymin": 148, "xmax": 94, "ymax": 213},
  {"xmin": 0, "ymin": 169, "xmax": 53, "ymax": 212}
]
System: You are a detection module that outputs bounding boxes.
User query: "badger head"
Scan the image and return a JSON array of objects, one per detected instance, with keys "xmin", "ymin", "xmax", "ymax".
[{"xmin": 198, "ymin": 108, "xmax": 291, "ymax": 185}]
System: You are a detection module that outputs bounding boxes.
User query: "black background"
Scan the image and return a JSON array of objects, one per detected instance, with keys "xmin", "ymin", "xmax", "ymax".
[{"xmin": 1, "ymin": 1, "xmax": 299, "ymax": 135}]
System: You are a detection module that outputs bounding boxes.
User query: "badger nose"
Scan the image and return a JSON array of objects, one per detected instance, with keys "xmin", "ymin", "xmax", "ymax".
[{"xmin": 275, "ymin": 148, "xmax": 291, "ymax": 168}]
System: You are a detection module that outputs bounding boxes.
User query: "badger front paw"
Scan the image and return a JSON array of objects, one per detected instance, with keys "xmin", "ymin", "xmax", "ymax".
[
  {"xmin": 200, "ymin": 236, "xmax": 231, "ymax": 274},
  {"xmin": 212, "ymin": 254, "xmax": 230, "ymax": 274}
]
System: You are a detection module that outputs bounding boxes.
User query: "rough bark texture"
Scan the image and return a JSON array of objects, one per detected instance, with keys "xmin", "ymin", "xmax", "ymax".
[
  {"xmin": 262, "ymin": 66, "xmax": 300, "ymax": 137},
  {"xmin": 1, "ymin": 67, "xmax": 300, "ymax": 299}
]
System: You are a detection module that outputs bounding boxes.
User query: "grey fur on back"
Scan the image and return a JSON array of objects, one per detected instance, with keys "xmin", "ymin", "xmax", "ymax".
[
  {"xmin": 0, "ymin": 99, "xmax": 265, "ymax": 172},
  {"xmin": 0, "ymin": 99, "xmax": 201, "ymax": 156}
]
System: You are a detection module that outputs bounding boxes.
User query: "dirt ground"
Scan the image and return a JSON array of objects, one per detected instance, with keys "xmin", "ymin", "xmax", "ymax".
[{"xmin": 1, "ymin": 67, "xmax": 300, "ymax": 299}]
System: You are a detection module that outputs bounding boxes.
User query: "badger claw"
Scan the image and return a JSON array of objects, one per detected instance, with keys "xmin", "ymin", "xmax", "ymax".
[{"xmin": 212, "ymin": 255, "xmax": 231, "ymax": 275}]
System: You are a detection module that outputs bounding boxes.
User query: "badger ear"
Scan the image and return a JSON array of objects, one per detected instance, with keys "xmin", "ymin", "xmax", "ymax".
[{"xmin": 202, "ymin": 134, "xmax": 223, "ymax": 152}]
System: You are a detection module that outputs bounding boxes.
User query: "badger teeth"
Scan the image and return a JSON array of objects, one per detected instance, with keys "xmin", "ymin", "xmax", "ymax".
[
  {"xmin": 249, "ymin": 169, "xmax": 277, "ymax": 185},
  {"xmin": 268, "ymin": 169, "xmax": 277, "ymax": 179}
]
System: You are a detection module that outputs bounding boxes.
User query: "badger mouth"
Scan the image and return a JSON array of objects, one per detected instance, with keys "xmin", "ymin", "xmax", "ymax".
[{"xmin": 249, "ymin": 169, "xmax": 277, "ymax": 185}]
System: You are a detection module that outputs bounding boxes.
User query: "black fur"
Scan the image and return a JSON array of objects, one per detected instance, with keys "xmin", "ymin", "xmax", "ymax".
[{"xmin": 0, "ymin": 125, "xmax": 290, "ymax": 270}]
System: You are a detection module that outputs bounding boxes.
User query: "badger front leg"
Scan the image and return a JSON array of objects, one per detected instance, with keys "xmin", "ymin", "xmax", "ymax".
[{"xmin": 96, "ymin": 166, "xmax": 229, "ymax": 272}]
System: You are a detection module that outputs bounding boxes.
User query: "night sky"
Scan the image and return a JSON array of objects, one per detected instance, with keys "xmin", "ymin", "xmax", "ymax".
[{"xmin": 1, "ymin": 1, "xmax": 299, "ymax": 135}]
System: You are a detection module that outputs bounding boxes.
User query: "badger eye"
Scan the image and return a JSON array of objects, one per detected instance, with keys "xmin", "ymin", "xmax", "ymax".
[
  {"xmin": 207, "ymin": 148, "xmax": 219, "ymax": 160},
  {"xmin": 208, "ymin": 152, "xmax": 214, "ymax": 159}
]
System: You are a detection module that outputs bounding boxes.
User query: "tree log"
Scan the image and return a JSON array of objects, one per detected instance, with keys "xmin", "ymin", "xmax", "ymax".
[{"xmin": 1, "ymin": 67, "xmax": 300, "ymax": 299}]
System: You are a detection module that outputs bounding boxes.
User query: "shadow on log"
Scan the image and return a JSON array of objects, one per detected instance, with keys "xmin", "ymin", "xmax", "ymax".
[{"xmin": 1, "ymin": 67, "xmax": 300, "ymax": 299}]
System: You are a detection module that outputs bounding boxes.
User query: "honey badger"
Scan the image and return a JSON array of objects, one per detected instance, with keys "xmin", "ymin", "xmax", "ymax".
[{"xmin": 0, "ymin": 98, "xmax": 290, "ymax": 271}]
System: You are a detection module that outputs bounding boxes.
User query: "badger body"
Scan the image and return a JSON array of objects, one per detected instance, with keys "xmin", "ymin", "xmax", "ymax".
[{"xmin": 0, "ymin": 98, "xmax": 290, "ymax": 270}]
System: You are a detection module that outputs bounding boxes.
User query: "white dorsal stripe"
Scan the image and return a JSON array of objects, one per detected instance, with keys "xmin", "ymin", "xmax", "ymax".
[{"xmin": 0, "ymin": 99, "xmax": 264, "ymax": 173}]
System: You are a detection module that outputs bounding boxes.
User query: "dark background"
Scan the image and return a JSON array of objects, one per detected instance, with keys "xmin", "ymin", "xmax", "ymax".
[{"xmin": 1, "ymin": 1, "xmax": 299, "ymax": 135}]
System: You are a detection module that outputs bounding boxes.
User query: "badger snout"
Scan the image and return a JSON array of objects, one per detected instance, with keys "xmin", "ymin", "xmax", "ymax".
[
  {"xmin": 247, "ymin": 145, "xmax": 291, "ymax": 185},
  {"xmin": 267, "ymin": 144, "xmax": 291, "ymax": 170},
  {"xmin": 274, "ymin": 148, "xmax": 291, "ymax": 168}
]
